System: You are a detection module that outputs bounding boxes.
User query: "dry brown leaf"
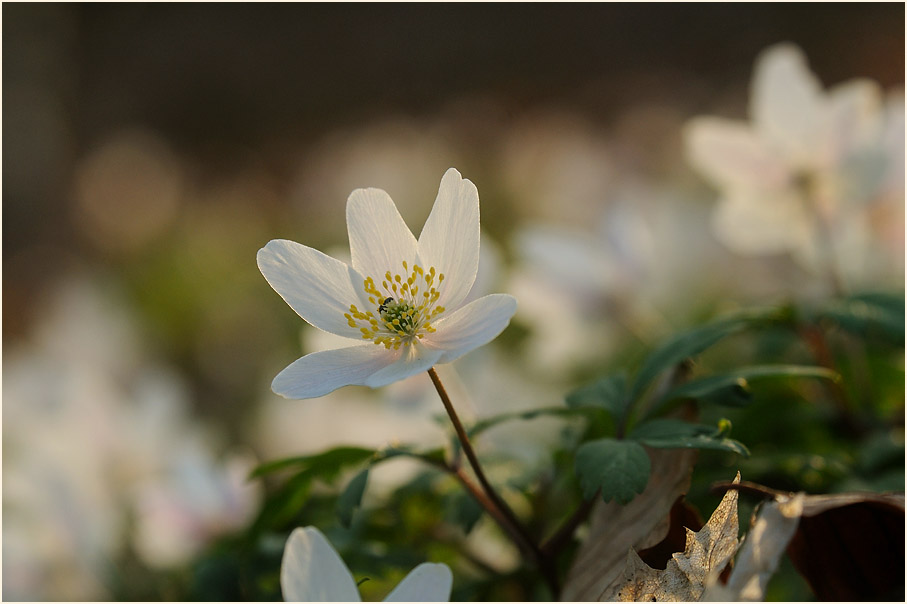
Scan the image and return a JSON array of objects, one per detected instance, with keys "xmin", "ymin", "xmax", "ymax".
[
  {"xmin": 637, "ymin": 498, "xmax": 704, "ymax": 570},
  {"xmin": 702, "ymin": 493, "xmax": 804, "ymax": 601},
  {"xmin": 787, "ymin": 491, "xmax": 905, "ymax": 600},
  {"xmin": 560, "ymin": 448, "xmax": 698, "ymax": 601},
  {"xmin": 603, "ymin": 472, "xmax": 741, "ymax": 602},
  {"xmin": 798, "ymin": 490, "xmax": 905, "ymax": 516},
  {"xmin": 703, "ymin": 483, "xmax": 905, "ymax": 601}
]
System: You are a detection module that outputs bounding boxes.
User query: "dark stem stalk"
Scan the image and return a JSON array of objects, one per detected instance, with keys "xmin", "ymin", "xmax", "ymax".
[
  {"xmin": 426, "ymin": 367, "xmax": 558, "ymax": 594},
  {"xmin": 801, "ymin": 176, "xmax": 846, "ymax": 298},
  {"xmin": 800, "ymin": 324, "xmax": 866, "ymax": 438},
  {"xmin": 540, "ymin": 494, "xmax": 597, "ymax": 557}
]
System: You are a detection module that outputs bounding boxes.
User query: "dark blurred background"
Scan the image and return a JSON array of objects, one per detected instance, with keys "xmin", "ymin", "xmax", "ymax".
[{"xmin": 5, "ymin": 3, "xmax": 904, "ymax": 271}]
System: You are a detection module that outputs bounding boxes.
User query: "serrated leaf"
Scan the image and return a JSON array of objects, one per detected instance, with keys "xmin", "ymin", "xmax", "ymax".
[
  {"xmin": 575, "ymin": 438, "xmax": 651, "ymax": 504},
  {"xmin": 629, "ymin": 419, "xmax": 749, "ymax": 457},
  {"xmin": 249, "ymin": 446, "xmax": 375, "ymax": 478},
  {"xmin": 604, "ymin": 472, "xmax": 741, "ymax": 601},
  {"xmin": 661, "ymin": 365, "xmax": 839, "ymax": 409},
  {"xmin": 705, "ymin": 487, "xmax": 905, "ymax": 601},
  {"xmin": 703, "ymin": 493, "xmax": 804, "ymax": 601},
  {"xmin": 566, "ymin": 373, "xmax": 629, "ymax": 420},
  {"xmin": 629, "ymin": 307, "xmax": 786, "ymax": 402},
  {"xmin": 336, "ymin": 468, "xmax": 369, "ymax": 527}
]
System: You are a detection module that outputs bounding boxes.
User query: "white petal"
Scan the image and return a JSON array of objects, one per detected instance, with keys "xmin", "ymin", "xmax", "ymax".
[
  {"xmin": 417, "ymin": 168, "xmax": 480, "ymax": 311},
  {"xmin": 881, "ymin": 92, "xmax": 905, "ymax": 191},
  {"xmin": 821, "ymin": 79, "xmax": 883, "ymax": 163},
  {"xmin": 383, "ymin": 563, "xmax": 453, "ymax": 602},
  {"xmin": 751, "ymin": 43, "xmax": 823, "ymax": 160},
  {"xmin": 280, "ymin": 527, "xmax": 362, "ymax": 602},
  {"xmin": 258, "ymin": 240, "xmax": 365, "ymax": 339},
  {"xmin": 272, "ymin": 345, "xmax": 398, "ymax": 399},
  {"xmin": 346, "ymin": 187, "xmax": 419, "ymax": 284},
  {"xmin": 363, "ymin": 341, "xmax": 443, "ymax": 388},
  {"xmin": 426, "ymin": 294, "xmax": 517, "ymax": 364},
  {"xmin": 711, "ymin": 190, "xmax": 813, "ymax": 257},
  {"xmin": 684, "ymin": 117, "xmax": 789, "ymax": 190}
]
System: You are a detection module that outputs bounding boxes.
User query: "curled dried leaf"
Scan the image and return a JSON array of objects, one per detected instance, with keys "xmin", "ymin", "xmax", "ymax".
[
  {"xmin": 602, "ymin": 472, "xmax": 741, "ymax": 601},
  {"xmin": 561, "ymin": 448, "xmax": 698, "ymax": 601}
]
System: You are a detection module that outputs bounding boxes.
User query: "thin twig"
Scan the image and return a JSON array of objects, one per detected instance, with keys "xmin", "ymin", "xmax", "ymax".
[
  {"xmin": 540, "ymin": 493, "xmax": 597, "ymax": 556},
  {"xmin": 710, "ymin": 480, "xmax": 792, "ymax": 500},
  {"xmin": 426, "ymin": 367, "xmax": 559, "ymax": 594}
]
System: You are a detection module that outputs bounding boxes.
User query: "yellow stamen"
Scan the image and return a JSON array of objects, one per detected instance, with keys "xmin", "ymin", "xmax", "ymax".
[{"xmin": 344, "ymin": 261, "xmax": 448, "ymax": 349}]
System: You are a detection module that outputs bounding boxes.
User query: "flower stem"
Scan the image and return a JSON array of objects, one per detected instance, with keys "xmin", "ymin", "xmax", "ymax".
[
  {"xmin": 540, "ymin": 494, "xmax": 596, "ymax": 556},
  {"xmin": 426, "ymin": 367, "xmax": 558, "ymax": 594},
  {"xmin": 799, "ymin": 324, "xmax": 864, "ymax": 436},
  {"xmin": 800, "ymin": 175, "xmax": 846, "ymax": 297}
]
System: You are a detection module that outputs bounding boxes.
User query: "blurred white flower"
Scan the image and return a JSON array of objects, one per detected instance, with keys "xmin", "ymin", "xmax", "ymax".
[
  {"xmin": 510, "ymin": 183, "xmax": 723, "ymax": 374},
  {"xmin": 685, "ymin": 42, "xmax": 905, "ymax": 288},
  {"xmin": 258, "ymin": 168, "xmax": 517, "ymax": 399},
  {"xmin": 132, "ymin": 442, "xmax": 261, "ymax": 568},
  {"xmin": 3, "ymin": 277, "xmax": 262, "ymax": 599},
  {"xmin": 280, "ymin": 526, "xmax": 452, "ymax": 602}
]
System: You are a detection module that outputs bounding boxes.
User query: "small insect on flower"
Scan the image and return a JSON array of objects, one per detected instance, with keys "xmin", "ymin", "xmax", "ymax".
[{"xmin": 378, "ymin": 297, "xmax": 395, "ymax": 315}]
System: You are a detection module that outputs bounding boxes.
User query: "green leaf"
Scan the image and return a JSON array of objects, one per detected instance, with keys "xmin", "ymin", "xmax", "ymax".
[
  {"xmin": 250, "ymin": 446, "xmax": 375, "ymax": 478},
  {"xmin": 575, "ymin": 438, "xmax": 651, "ymax": 504},
  {"xmin": 661, "ymin": 365, "xmax": 840, "ymax": 408},
  {"xmin": 819, "ymin": 292, "xmax": 905, "ymax": 344},
  {"xmin": 566, "ymin": 373, "xmax": 629, "ymax": 419},
  {"xmin": 629, "ymin": 418, "xmax": 749, "ymax": 457},
  {"xmin": 629, "ymin": 307, "xmax": 787, "ymax": 402},
  {"xmin": 444, "ymin": 490, "xmax": 484, "ymax": 534},
  {"xmin": 372, "ymin": 445, "xmax": 447, "ymax": 468},
  {"xmin": 467, "ymin": 406, "xmax": 595, "ymax": 440},
  {"xmin": 336, "ymin": 468, "xmax": 369, "ymax": 527},
  {"xmin": 249, "ymin": 469, "xmax": 319, "ymax": 534},
  {"xmin": 248, "ymin": 446, "xmax": 376, "ymax": 534},
  {"xmin": 630, "ymin": 319, "xmax": 745, "ymax": 402}
]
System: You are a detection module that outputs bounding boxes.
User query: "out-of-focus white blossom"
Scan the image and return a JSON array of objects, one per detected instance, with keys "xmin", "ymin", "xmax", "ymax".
[
  {"xmin": 510, "ymin": 183, "xmax": 725, "ymax": 374},
  {"xmin": 132, "ymin": 442, "xmax": 261, "ymax": 568},
  {"xmin": 685, "ymin": 42, "xmax": 905, "ymax": 289},
  {"xmin": 2, "ymin": 277, "xmax": 261, "ymax": 599}
]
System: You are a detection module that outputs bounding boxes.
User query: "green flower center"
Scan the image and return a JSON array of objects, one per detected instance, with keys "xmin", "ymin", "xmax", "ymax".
[{"xmin": 344, "ymin": 261, "xmax": 446, "ymax": 350}]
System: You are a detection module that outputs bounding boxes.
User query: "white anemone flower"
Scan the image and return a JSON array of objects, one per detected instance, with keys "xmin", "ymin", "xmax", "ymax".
[
  {"xmin": 281, "ymin": 526, "xmax": 453, "ymax": 602},
  {"xmin": 684, "ymin": 42, "xmax": 904, "ymax": 282},
  {"xmin": 258, "ymin": 168, "xmax": 517, "ymax": 399}
]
